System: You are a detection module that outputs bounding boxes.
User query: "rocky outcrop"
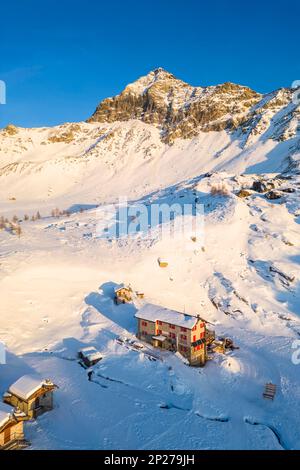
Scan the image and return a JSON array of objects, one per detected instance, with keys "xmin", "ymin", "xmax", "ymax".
[
  {"xmin": 252, "ymin": 180, "xmax": 275, "ymax": 193},
  {"xmin": 88, "ymin": 68, "xmax": 261, "ymax": 143},
  {"xmin": 265, "ymin": 190, "xmax": 283, "ymax": 200},
  {"xmin": 48, "ymin": 123, "xmax": 81, "ymax": 143},
  {"xmin": 237, "ymin": 189, "xmax": 252, "ymax": 198},
  {"xmin": 3, "ymin": 124, "xmax": 18, "ymax": 136},
  {"xmin": 86, "ymin": 69, "xmax": 300, "ymax": 164}
]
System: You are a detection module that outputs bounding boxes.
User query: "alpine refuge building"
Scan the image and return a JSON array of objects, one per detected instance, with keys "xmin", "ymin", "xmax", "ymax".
[
  {"xmin": 3, "ymin": 375, "xmax": 57, "ymax": 420},
  {"xmin": 0, "ymin": 403, "xmax": 28, "ymax": 450},
  {"xmin": 135, "ymin": 303, "xmax": 207, "ymax": 366}
]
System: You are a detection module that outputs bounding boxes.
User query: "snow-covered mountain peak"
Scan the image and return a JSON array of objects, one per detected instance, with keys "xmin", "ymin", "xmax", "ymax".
[
  {"xmin": 0, "ymin": 71, "xmax": 300, "ymax": 208},
  {"xmin": 125, "ymin": 67, "xmax": 179, "ymax": 92},
  {"xmin": 87, "ymin": 69, "xmax": 264, "ymax": 143},
  {"xmin": 124, "ymin": 67, "xmax": 187, "ymax": 88}
]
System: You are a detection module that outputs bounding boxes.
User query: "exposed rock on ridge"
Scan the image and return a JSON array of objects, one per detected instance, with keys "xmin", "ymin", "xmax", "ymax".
[{"xmin": 87, "ymin": 68, "xmax": 261, "ymax": 143}]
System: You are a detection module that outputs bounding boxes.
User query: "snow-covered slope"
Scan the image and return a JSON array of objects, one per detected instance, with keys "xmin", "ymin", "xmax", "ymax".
[
  {"xmin": 0, "ymin": 70, "xmax": 300, "ymax": 450},
  {"xmin": 1, "ymin": 171, "xmax": 300, "ymax": 450}
]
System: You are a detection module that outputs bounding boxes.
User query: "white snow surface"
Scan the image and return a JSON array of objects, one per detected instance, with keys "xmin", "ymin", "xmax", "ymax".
[{"xmin": 0, "ymin": 115, "xmax": 300, "ymax": 450}]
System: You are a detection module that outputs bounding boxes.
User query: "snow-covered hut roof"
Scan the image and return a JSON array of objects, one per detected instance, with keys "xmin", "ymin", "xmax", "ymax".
[
  {"xmin": 135, "ymin": 303, "xmax": 198, "ymax": 329},
  {"xmin": 79, "ymin": 346, "xmax": 102, "ymax": 362},
  {"xmin": 8, "ymin": 375, "xmax": 54, "ymax": 401},
  {"xmin": 114, "ymin": 283, "xmax": 130, "ymax": 293},
  {"xmin": 0, "ymin": 403, "xmax": 14, "ymax": 429}
]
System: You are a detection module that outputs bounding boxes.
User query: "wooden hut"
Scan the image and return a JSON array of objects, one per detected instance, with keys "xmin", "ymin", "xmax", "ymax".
[
  {"xmin": 114, "ymin": 284, "xmax": 133, "ymax": 304},
  {"xmin": 158, "ymin": 258, "xmax": 168, "ymax": 268},
  {"xmin": 3, "ymin": 375, "xmax": 58, "ymax": 420},
  {"xmin": 78, "ymin": 346, "xmax": 102, "ymax": 367},
  {"xmin": 135, "ymin": 291, "xmax": 145, "ymax": 299},
  {"xmin": 263, "ymin": 383, "xmax": 277, "ymax": 400},
  {"xmin": 0, "ymin": 403, "xmax": 29, "ymax": 450}
]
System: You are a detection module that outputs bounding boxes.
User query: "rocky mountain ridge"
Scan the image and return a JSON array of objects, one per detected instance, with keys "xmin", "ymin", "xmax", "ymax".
[
  {"xmin": 88, "ymin": 68, "xmax": 299, "ymax": 147},
  {"xmin": 0, "ymin": 69, "xmax": 299, "ymax": 207}
]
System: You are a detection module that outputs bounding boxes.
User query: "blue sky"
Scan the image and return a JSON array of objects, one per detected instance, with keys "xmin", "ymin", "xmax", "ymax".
[{"xmin": 0, "ymin": 0, "xmax": 299, "ymax": 128}]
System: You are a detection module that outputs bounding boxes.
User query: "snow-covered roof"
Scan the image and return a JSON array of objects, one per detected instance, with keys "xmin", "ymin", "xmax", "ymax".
[
  {"xmin": 0, "ymin": 403, "xmax": 14, "ymax": 429},
  {"xmin": 114, "ymin": 283, "xmax": 130, "ymax": 292},
  {"xmin": 136, "ymin": 303, "xmax": 198, "ymax": 329},
  {"xmin": 158, "ymin": 258, "xmax": 168, "ymax": 264},
  {"xmin": 79, "ymin": 346, "xmax": 102, "ymax": 362},
  {"xmin": 8, "ymin": 375, "xmax": 53, "ymax": 401}
]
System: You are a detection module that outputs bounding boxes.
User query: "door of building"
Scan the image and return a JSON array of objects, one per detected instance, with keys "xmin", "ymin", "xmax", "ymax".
[{"xmin": 4, "ymin": 426, "xmax": 11, "ymax": 444}]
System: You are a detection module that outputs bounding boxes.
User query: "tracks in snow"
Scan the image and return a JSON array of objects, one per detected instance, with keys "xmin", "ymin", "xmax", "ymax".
[{"xmin": 244, "ymin": 417, "xmax": 288, "ymax": 450}]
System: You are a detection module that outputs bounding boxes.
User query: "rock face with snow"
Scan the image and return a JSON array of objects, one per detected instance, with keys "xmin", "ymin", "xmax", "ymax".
[
  {"xmin": 88, "ymin": 68, "xmax": 261, "ymax": 142},
  {"xmin": 0, "ymin": 68, "xmax": 300, "ymax": 208},
  {"xmin": 88, "ymin": 68, "xmax": 300, "ymax": 151}
]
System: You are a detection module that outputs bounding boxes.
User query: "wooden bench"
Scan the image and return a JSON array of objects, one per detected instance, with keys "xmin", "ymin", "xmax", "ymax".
[{"xmin": 263, "ymin": 383, "xmax": 277, "ymax": 400}]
